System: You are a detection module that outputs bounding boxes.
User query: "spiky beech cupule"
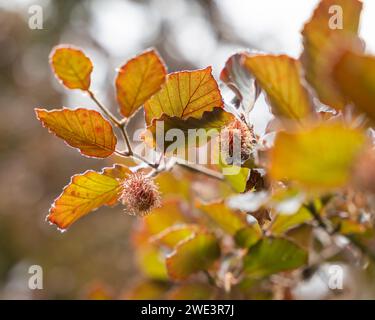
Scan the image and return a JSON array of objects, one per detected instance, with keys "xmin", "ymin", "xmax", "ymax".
[
  {"xmin": 120, "ymin": 172, "xmax": 161, "ymax": 217},
  {"xmin": 220, "ymin": 119, "xmax": 256, "ymax": 164}
]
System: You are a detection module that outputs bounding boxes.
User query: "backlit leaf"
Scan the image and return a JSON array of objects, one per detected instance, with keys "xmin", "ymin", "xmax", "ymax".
[
  {"xmin": 243, "ymin": 237, "xmax": 308, "ymax": 278},
  {"xmin": 141, "ymin": 199, "xmax": 188, "ymax": 237},
  {"xmin": 270, "ymin": 206, "xmax": 313, "ymax": 235},
  {"xmin": 136, "ymin": 244, "xmax": 168, "ymax": 280},
  {"xmin": 332, "ymin": 50, "xmax": 375, "ymax": 122},
  {"xmin": 47, "ymin": 164, "xmax": 131, "ymax": 230},
  {"xmin": 50, "ymin": 46, "xmax": 93, "ymax": 90},
  {"xmin": 269, "ymin": 122, "xmax": 366, "ymax": 189},
  {"xmin": 116, "ymin": 49, "xmax": 166, "ymax": 118},
  {"xmin": 285, "ymin": 224, "xmax": 313, "ymax": 252},
  {"xmin": 197, "ymin": 201, "xmax": 247, "ymax": 235},
  {"xmin": 214, "ymin": 145, "xmax": 251, "ymax": 193},
  {"xmin": 35, "ymin": 108, "xmax": 117, "ymax": 158},
  {"xmin": 219, "ymin": 158, "xmax": 250, "ymax": 193},
  {"xmin": 234, "ymin": 226, "xmax": 262, "ymax": 248},
  {"xmin": 144, "ymin": 67, "xmax": 223, "ymax": 125},
  {"xmin": 166, "ymin": 232, "xmax": 221, "ymax": 280},
  {"xmin": 155, "ymin": 171, "xmax": 191, "ymax": 201},
  {"xmin": 220, "ymin": 52, "xmax": 260, "ymax": 119},
  {"xmin": 301, "ymin": 0, "xmax": 363, "ymax": 109},
  {"xmin": 244, "ymin": 54, "xmax": 313, "ymax": 121}
]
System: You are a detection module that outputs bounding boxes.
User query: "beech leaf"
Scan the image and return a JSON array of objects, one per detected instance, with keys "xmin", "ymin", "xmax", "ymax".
[
  {"xmin": 35, "ymin": 108, "xmax": 117, "ymax": 158},
  {"xmin": 151, "ymin": 224, "xmax": 201, "ymax": 249},
  {"xmin": 234, "ymin": 226, "xmax": 263, "ymax": 248},
  {"xmin": 197, "ymin": 201, "xmax": 247, "ymax": 235},
  {"xmin": 116, "ymin": 49, "xmax": 166, "ymax": 118},
  {"xmin": 166, "ymin": 232, "xmax": 221, "ymax": 280},
  {"xmin": 270, "ymin": 206, "xmax": 313, "ymax": 235},
  {"xmin": 47, "ymin": 164, "xmax": 131, "ymax": 230},
  {"xmin": 243, "ymin": 237, "xmax": 308, "ymax": 278},
  {"xmin": 50, "ymin": 46, "xmax": 93, "ymax": 90},
  {"xmin": 244, "ymin": 54, "xmax": 313, "ymax": 121},
  {"xmin": 301, "ymin": 0, "xmax": 363, "ymax": 109},
  {"xmin": 220, "ymin": 52, "xmax": 260, "ymax": 119},
  {"xmin": 269, "ymin": 122, "xmax": 366, "ymax": 189},
  {"xmin": 332, "ymin": 50, "xmax": 375, "ymax": 122},
  {"xmin": 144, "ymin": 67, "xmax": 223, "ymax": 125}
]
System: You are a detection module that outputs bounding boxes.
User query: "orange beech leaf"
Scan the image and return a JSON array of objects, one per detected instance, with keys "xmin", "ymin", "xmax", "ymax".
[
  {"xmin": 144, "ymin": 67, "xmax": 223, "ymax": 125},
  {"xmin": 332, "ymin": 50, "xmax": 375, "ymax": 122},
  {"xmin": 116, "ymin": 49, "xmax": 167, "ymax": 118},
  {"xmin": 244, "ymin": 54, "xmax": 313, "ymax": 122},
  {"xmin": 166, "ymin": 231, "xmax": 221, "ymax": 280},
  {"xmin": 35, "ymin": 108, "xmax": 117, "ymax": 158},
  {"xmin": 50, "ymin": 46, "xmax": 93, "ymax": 90},
  {"xmin": 47, "ymin": 164, "xmax": 131, "ymax": 230},
  {"xmin": 301, "ymin": 0, "xmax": 363, "ymax": 110}
]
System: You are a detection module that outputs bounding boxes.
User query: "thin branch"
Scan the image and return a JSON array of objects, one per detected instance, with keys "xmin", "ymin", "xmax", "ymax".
[
  {"xmin": 176, "ymin": 160, "xmax": 224, "ymax": 181},
  {"xmin": 118, "ymin": 122, "xmax": 133, "ymax": 155},
  {"xmin": 305, "ymin": 202, "xmax": 332, "ymax": 233},
  {"xmin": 87, "ymin": 89, "xmax": 121, "ymax": 126},
  {"xmin": 132, "ymin": 152, "xmax": 158, "ymax": 169}
]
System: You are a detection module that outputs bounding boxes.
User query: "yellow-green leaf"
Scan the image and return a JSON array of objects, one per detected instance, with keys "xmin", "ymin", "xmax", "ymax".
[
  {"xmin": 47, "ymin": 165, "xmax": 130, "ymax": 230},
  {"xmin": 116, "ymin": 49, "xmax": 166, "ymax": 118},
  {"xmin": 301, "ymin": 0, "xmax": 363, "ymax": 109},
  {"xmin": 141, "ymin": 199, "xmax": 188, "ymax": 237},
  {"xmin": 136, "ymin": 244, "xmax": 168, "ymax": 280},
  {"xmin": 197, "ymin": 201, "xmax": 247, "ymax": 235},
  {"xmin": 269, "ymin": 122, "xmax": 366, "ymax": 189},
  {"xmin": 219, "ymin": 156, "xmax": 250, "ymax": 193},
  {"xmin": 144, "ymin": 67, "xmax": 223, "ymax": 125},
  {"xmin": 35, "ymin": 108, "xmax": 117, "ymax": 158},
  {"xmin": 270, "ymin": 206, "xmax": 313, "ymax": 235},
  {"xmin": 243, "ymin": 237, "xmax": 308, "ymax": 278},
  {"xmin": 155, "ymin": 171, "xmax": 191, "ymax": 201},
  {"xmin": 50, "ymin": 46, "xmax": 93, "ymax": 90},
  {"xmin": 244, "ymin": 54, "xmax": 313, "ymax": 121},
  {"xmin": 332, "ymin": 50, "xmax": 375, "ymax": 122},
  {"xmin": 234, "ymin": 226, "xmax": 262, "ymax": 248},
  {"xmin": 166, "ymin": 232, "xmax": 221, "ymax": 280}
]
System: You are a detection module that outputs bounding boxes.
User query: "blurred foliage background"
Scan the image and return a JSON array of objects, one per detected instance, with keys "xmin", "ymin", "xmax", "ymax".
[{"xmin": 0, "ymin": 0, "xmax": 375, "ymax": 299}]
